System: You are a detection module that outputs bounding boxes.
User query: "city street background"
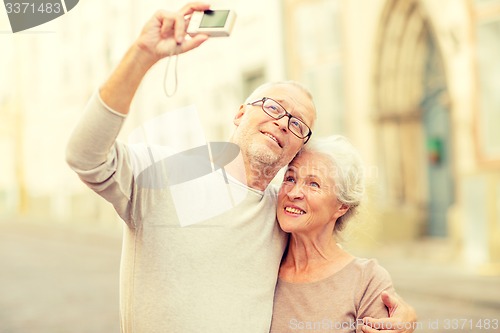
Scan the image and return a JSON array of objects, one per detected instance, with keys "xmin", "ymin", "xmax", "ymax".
[{"xmin": 2, "ymin": 0, "xmax": 500, "ymax": 332}]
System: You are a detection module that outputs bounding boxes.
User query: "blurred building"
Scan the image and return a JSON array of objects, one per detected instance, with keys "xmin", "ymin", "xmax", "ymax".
[
  {"xmin": 281, "ymin": 0, "xmax": 500, "ymax": 268},
  {"xmin": 0, "ymin": 0, "xmax": 146, "ymax": 228},
  {"xmin": 1, "ymin": 0, "xmax": 499, "ymax": 268}
]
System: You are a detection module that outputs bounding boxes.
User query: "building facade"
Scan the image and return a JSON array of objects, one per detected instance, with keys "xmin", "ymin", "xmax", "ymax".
[{"xmin": 282, "ymin": 0, "xmax": 500, "ymax": 267}]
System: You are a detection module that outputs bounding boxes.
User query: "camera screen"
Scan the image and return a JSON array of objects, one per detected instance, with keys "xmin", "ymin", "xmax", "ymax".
[{"xmin": 200, "ymin": 10, "xmax": 229, "ymax": 28}]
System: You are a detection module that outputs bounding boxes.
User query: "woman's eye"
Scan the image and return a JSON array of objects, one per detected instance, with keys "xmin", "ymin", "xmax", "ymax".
[
  {"xmin": 309, "ymin": 182, "xmax": 320, "ymax": 188},
  {"xmin": 284, "ymin": 176, "xmax": 295, "ymax": 183}
]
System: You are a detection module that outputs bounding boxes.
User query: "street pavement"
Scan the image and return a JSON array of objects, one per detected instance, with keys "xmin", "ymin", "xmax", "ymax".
[
  {"xmin": 0, "ymin": 219, "xmax": 499, "ymax": 333},
  {"xmin": 352, "ymin": 243, "xmax": 500, "ymax": 333},
  {"xmin": 373, "ymin": 256, "xmax": 500, "ymax": 332},
  {"xmin": 0, "ymin": 220, "xmax": 121, "ymax": 333}
]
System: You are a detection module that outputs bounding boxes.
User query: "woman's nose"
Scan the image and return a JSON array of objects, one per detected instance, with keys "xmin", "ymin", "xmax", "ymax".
[{"xmin": 287, "ymin": 184, "xmax": 304, "ymax": 200}]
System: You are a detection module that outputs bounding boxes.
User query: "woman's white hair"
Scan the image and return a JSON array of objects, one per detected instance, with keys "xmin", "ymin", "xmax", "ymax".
[{"xmin": 298, "ymin": 135, "xmax": 365, "ymax": 232}]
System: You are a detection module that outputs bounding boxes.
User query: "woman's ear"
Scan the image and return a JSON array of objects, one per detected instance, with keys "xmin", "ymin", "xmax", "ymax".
[
  {"xmin": 337, "ymin": 204, "xmax": 350, "ymax": 218},
  {"xmin": 233, "ymin": 104, "xmax": 246, "ymax": 126}
]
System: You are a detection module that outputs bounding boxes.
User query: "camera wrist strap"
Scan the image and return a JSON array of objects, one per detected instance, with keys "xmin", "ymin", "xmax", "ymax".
[{"xmin": 163, "ymin": 45, "xmax": 180, "ymax": 97}]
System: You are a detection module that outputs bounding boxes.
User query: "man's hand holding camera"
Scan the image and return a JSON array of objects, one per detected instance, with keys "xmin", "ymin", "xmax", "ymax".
[
  {"xmin": 135, "ymin": 2, "xmax": 211, "ymax": 67},
  {"xmin": 100, "ymin": 2, "xmax": 211, "ymax": 115}
]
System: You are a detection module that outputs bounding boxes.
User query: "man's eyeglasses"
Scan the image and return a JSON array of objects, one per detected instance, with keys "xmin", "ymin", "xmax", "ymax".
[{"xmin": 247, "ymin": 97, "xmax": 312, "ymax": 143}]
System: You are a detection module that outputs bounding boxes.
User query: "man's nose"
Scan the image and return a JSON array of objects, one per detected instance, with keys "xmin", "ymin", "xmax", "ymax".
[{"xmin": 273, "ymin": 116, "xmax": 289, "ymax": 133}]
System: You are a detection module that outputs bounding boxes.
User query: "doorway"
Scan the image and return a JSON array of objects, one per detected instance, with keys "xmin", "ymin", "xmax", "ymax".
[{"xmin": 374, "ymin": 0, "xmax": 455, "ymax": 237}]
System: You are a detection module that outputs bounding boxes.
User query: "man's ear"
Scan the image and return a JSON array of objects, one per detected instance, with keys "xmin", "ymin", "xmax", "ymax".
[{"xmin": 233, "ymin": 104, "xmax": 246, "ymax": 126}]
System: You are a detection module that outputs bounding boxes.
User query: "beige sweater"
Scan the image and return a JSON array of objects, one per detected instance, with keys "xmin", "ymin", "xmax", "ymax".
[
  {"xmin": 66, "ymin": 92, "xmax": 288, "ymax": 333},
  {"xmin": 270, "ymin": 258, "xmax": 394, "ymax": 333}
]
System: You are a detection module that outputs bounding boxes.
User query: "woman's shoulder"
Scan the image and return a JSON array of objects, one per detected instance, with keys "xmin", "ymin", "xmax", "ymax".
[
  {"xmin": 348, "ymin": 257, "xmax": 393, "ymax": 284},
  {"xmin": 350, "ymin": 257, "xmax": 381, "ymax": 268}
]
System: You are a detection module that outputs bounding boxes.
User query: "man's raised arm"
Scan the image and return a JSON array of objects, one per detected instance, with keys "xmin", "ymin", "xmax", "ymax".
[
  {"xmin": 100, "ymin": 2, "xmax": 211, "ymax": 114},
  {"xmin": 65, "ymin": 3, "xmax": 211, "ymax": 222}
]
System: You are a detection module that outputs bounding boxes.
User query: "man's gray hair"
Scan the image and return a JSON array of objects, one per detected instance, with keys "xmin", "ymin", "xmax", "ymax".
[{"xmin": 244, "ymin": 81, "xmax": 317, "ymax": 122}]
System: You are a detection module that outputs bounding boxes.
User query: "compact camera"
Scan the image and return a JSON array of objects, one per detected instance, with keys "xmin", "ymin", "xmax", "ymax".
[{"xmin": 187, "ymin": 10, "xmax": 237, "ymax": 37}]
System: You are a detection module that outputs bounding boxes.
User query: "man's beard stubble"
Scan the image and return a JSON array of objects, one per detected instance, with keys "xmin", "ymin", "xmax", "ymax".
[
  {"xmin": 233, "ymin": 126, "xmax": 289, "ymax": 178},
  {"xmin": 245, "ymin": 140, "xmax": 285, "ymax": 174}
]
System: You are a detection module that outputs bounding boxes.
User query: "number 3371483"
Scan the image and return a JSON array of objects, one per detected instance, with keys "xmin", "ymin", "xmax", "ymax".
[{"xmin": 5, "ymin": 2, "xmax": 62, "ymax": 14}]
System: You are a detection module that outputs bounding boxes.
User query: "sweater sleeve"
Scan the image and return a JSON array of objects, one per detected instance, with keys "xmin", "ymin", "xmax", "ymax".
[
  {"xmin": 356, "ymin": 260, "xmax": 395, "ymax": 329},
  {"xmin": 66, "ymin": 90, "xmax": 136, "ymax": 227}
]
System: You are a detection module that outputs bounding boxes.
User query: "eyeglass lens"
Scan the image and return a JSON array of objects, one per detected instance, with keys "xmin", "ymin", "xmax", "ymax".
[{"xmin": 262, "ymin": 98, "xmax": 309, "ymax": 138}]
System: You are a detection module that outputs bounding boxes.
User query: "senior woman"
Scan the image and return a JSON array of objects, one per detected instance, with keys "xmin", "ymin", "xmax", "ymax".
[{"xmin": 270, "ymin": 135, "xmax": 403, "ymax": 333}]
